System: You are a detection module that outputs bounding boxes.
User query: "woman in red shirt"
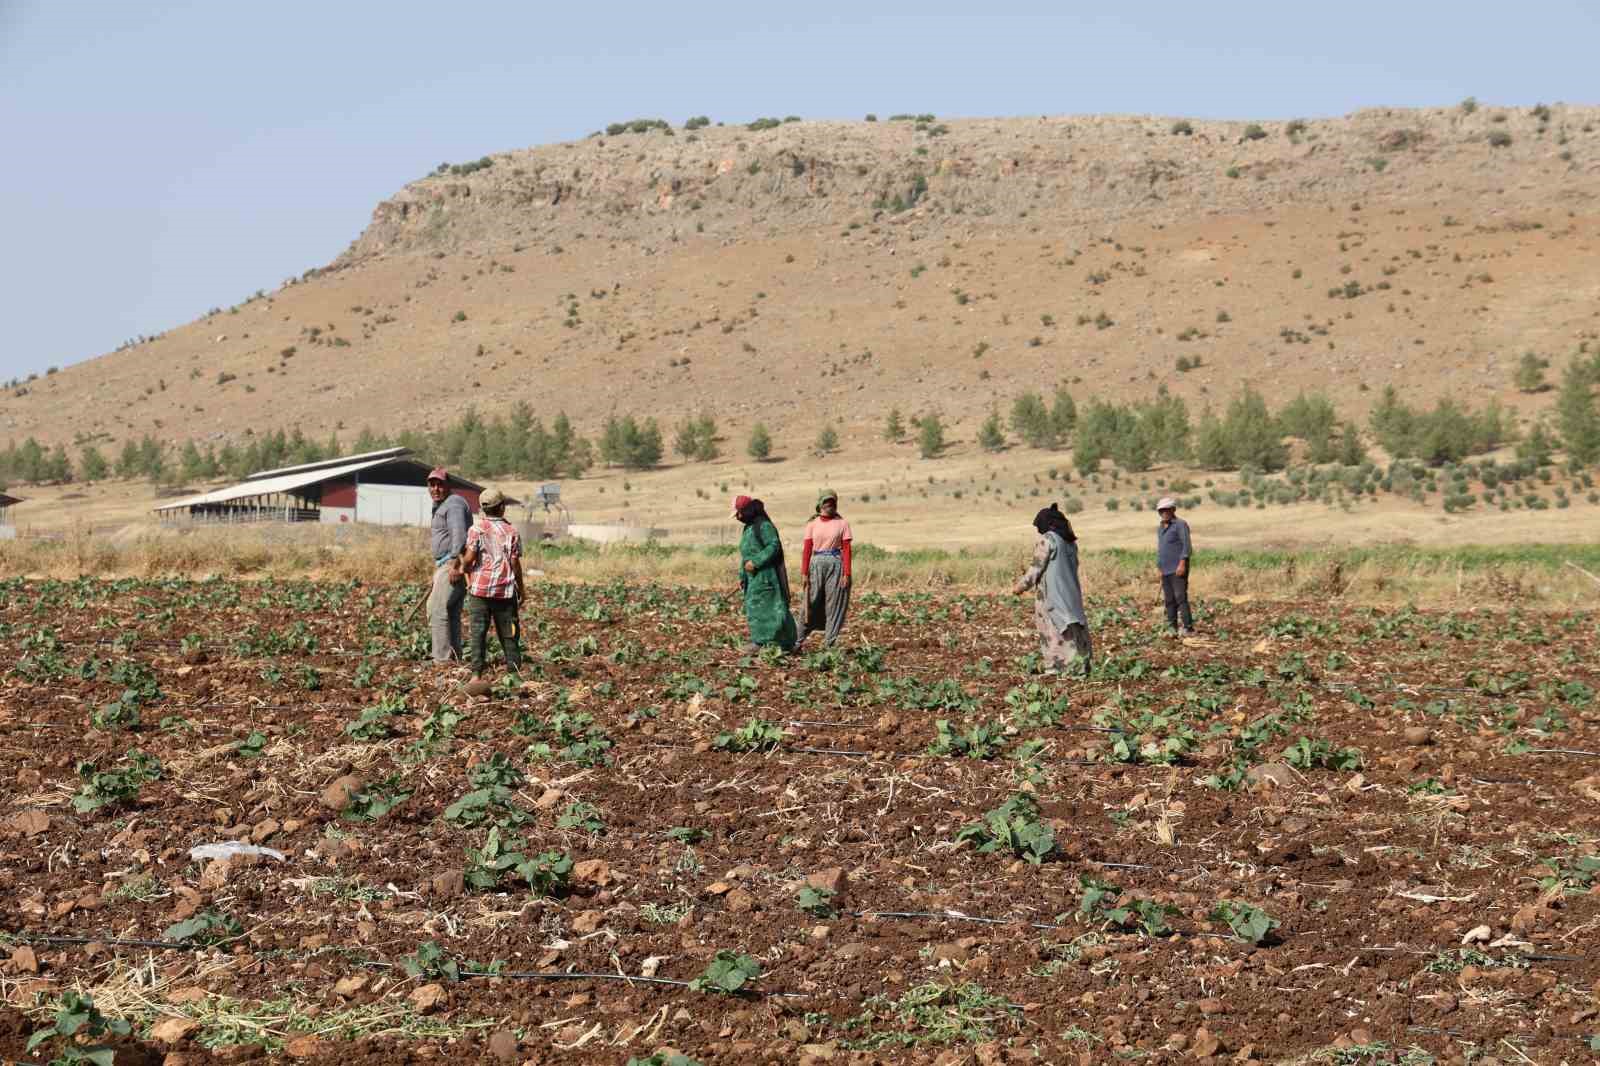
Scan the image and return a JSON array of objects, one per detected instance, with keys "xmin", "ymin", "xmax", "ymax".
[{"xmin": 799, "ymin": 489, "xmax": 853, "ymax": 648}]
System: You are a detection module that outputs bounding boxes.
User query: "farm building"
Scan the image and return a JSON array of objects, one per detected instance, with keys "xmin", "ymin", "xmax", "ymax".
[
  {"xmin": 0, "ymin": 493, "xmax": 22, "ymax": 539},
  {"xmin": 154, "ymin": 448, "xmax": 496, "ymax": 526}
]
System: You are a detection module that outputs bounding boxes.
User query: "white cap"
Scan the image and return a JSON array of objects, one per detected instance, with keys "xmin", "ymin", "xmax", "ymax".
[{"xmin": 1156, "ymin": 496, "xmax": 1177, "ymax": 512}]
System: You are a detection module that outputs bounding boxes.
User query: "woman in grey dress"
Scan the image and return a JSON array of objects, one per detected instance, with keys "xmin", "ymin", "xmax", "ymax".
[{"xmin": 1012, "ymin": 503, "xmax": 1092, "ymax": 675}]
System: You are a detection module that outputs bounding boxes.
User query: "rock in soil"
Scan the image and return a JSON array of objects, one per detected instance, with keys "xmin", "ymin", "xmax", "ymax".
[
  {"xmin": 1246, "ymin": 763, "xmax": 1296, "ymax": 791},
  {"xmin": 805, "ymin": 866, "xmax": 847, "ymax": 896},
  {"xmin": 319, "ymin": 775, "xmax": 364, "ymax": 812},
  {"xmin": 486, "ymin": 1030, "xmax": 519, "ymax": 1063},
  {"xmin": 409, "ymin": 983, "xmax": 448, "ymax": 1013}
]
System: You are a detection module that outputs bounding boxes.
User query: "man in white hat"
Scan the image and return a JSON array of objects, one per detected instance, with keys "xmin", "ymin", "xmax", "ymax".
[{"xmin": 1155, "ymin": 497, "xmax": 1194, "ymax": 637}]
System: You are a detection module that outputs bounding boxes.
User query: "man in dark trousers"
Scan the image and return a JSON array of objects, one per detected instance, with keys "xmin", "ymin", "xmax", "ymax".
[
  {"xmin": 426, "ymin": 467, "xmax": 472, "ymax": 661},
  {"xmin": 1155, "ymin": 497, "xmax": 1194, "ymax": 637}
]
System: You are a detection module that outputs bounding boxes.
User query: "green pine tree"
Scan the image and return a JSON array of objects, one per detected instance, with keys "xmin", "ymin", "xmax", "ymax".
[
  {"xmin": 977, "ymin": 409, "xmax": 1006, "ymax": 452},
  {"xmin": 918, "ymin": 414, "xmax": 946, "ymax": 459},
  {"xmin": 1557, "ymin": 357, "xmax": 1600, "ymax": 465},
  {"xmin": 748, "ymin": 423, "xmax": 773, "ymax": 461},
  {"xmin": 78, "ymin": 445, "xmax": 108, "ymax": 483}
]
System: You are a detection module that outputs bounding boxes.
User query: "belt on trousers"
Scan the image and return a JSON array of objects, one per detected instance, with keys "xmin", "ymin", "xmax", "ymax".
[{"xmin": 812, "ymin": 549, "xmax": 842, "ymax": 556}]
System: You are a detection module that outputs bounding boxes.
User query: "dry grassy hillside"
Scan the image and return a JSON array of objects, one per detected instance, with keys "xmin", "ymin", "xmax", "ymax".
[{"xmin": 6, "ymin": 104, "xmax": 1600, "ymax": 459}]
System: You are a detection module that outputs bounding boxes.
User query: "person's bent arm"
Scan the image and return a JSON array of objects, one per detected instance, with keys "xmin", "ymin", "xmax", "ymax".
[
  {"xmin": 1013, "ymin": 537, "xmax": 1050, "ymax": 594},
  {"xmin": 745, "ymin": 522, "xmax": 782, "ymax": 569}
]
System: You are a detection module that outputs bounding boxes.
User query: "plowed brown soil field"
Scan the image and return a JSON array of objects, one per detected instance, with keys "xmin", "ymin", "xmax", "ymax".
[{"xmin": 1, "ymin": 577, "xmax": 1597, "ymax": 1065}]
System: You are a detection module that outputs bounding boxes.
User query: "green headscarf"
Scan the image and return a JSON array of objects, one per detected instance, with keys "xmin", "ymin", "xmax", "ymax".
[{"xmin": 814, "ymin": 489, "xmax": 839, "ymax": 517}]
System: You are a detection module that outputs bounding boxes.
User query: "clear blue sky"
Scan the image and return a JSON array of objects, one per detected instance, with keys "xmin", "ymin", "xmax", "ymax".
[{"xmin": 3, "ymin": 0, "xmax": 1596, "ymax": 381}]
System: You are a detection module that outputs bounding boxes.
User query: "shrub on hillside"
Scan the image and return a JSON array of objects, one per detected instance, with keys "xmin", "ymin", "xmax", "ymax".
[
  {"xmin": 918, "ymin": 415, "xmax": 946, "ymax": 459},
  {"xmin": 747, "ymin": 423, "xmax": 773, "ymax": 461},
  {"xmin": 599, "ymin": 416, "xmax": 664, "ymax": 470}
]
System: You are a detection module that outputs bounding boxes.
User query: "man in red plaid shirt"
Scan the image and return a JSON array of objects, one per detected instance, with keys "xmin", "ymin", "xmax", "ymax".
[{"xmin": 458, "ymin": 488, "xmax": 524, "ymax": 681}]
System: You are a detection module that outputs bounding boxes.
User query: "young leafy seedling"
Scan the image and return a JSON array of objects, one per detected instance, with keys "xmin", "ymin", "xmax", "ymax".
[
  {"xmin": 72, "ymin": 749, "xmax": 162, "ymax": 814},
  {"xmin": 1077, "ymin": 876, "xmax": 1178, "ymax": 935},
  {"xmin": 1210, "ymin": 900, "xmax": 1280, "ymax": 944},
  {"xmin": 403, "ymin": 940, "xmax": 461, "ymax": 982},
  {"xmin": 341, "ymin": 775, "xmax": 412, "ymax": 822},
  {"xmin": 517, "ymin": 850, "xmax": 574, "ymax": 897},
  {"xmin": 954, "ymin": 793, "xmax": 1057, "ymax": 864},
  {"xmin": 26, "ymin": 991, "xmax": 130, "ymax": 1066},
  {"xmin": 1281, "ymin": 736, "xmax": 1362, "ymax": 771},
  {"xmin": 712, "ymin": 717, "xmax": 785, "ymax": 753},
  {"xmin": 556, "ymin": 801, "xmax": 606, "ymax": 835},
  {"xmin": 689, "ymin": 950, "xmax": 762, "ymax": 994},
  {"xmin": 164, "ymin": 909, "xmax": 244, "ymax": 945},
  {"xmin": 797, "ymin": 886, "xmax": 839, "ymax": 918}
]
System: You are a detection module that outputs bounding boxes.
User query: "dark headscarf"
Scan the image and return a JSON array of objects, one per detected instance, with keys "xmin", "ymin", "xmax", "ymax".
[
  {"xmin": 735, "ymin": 497, "xmax": 770, "ymax": 526},
  {"xmin": 1033, "ymin": 503, "xmax": 1076, "ymax": 543}
]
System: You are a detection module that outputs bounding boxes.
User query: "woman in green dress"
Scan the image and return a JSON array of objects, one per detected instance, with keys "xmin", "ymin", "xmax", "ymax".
[{"xmin": 733, "ymin": 495, "xmax": 797, "ymax": 651}]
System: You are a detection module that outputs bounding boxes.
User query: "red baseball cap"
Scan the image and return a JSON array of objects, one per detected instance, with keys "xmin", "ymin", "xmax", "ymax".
[{"xmin": 427, "ymin": 467, "xmax": 449, "ymax": 482}]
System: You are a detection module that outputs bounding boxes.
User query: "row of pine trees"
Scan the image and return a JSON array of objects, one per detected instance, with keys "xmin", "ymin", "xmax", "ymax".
[{"xmin": 4, "ymin": 354, "xmax": 1600, "ymax": 489}]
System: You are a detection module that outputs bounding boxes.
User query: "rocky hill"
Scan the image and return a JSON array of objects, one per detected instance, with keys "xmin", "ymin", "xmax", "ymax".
[{"xmin": 7, "ymin": 104, "xmax": 1599, "ymax": 456}]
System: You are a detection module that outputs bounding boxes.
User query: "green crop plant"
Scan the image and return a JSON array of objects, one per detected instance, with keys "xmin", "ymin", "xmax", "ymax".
[
  {"xmin": 712, "ymin": 716, "xmax": 785, "ymax": 752},
  {"xmin": 464, "ymin": 827, "xmax": 524, "ymax": 890},
  {"xmin": 928, "ymin": 719, "xmax": 1007, "ymax": 758},
  {"xmin": 796, "ymin": 886, "xmax": 838, "ymax": 917},
  {"xmin": 1281, "ymin": 736, "xmax": 1363, "ymax": 770},
  {"xmin": 556, "ymin": 801, "xmax": 606, "ymax": 834},
  {"xmin": 689, "ymin": 950, "xmax": 762, "ymax": 994},
  {"xmin": 341, "ymin": 775, "xmax": 412, "ymax": 822},
  {"xmin": 72, "ymin": 749, "xmax": 162, "ymax": 813},
  {"xmin": 234, "ymin": 731, "xmax": 267, "ymax": 758},
  {"xmin": 517, "ymin": 850, "xmax": 574, "ymax": 897},
  {"xmin": 344, "ymin": 695, "xmax": 409, "ymax": 741},
  {"xmin": 525, "ymin": 711, "xmax": 614, "ymax": 766},
  {"xmin": 1076, "ymin": 877, "xmax": 1178, "ymax": 935},
  {"xmin": 402, "ymin": 940, "xmax": 462, "ymax": 983},
  {"xmin": 27, "ymin": 991, "xmax": 130, "ymax": 1066},
  {"xmin": 469, "ymin": 753, "xmax": 524, "ymax": 788},
  {"xmin": 1003, "ymin": 683, "xmax": 1070, "ymax": 728},
  {"xmin": 89, "ymin": 689, "xmax": 144, "ymax": 731},
  {"xmin": 1537, "ymin": 853, "xmax": 1599, "ymax": 894},
  {"xmin": 443, "ymin": 782, "xmax": 530, "ymax": 829},
  {"xmin": 1210, "ymin": 899, "xmax": 1280, "ymax": 944},
  {"xmin": 954, "ymin": 793, "xmax": 1057, "ymax": 864},
  {"xmin": 164, "ymin": 909, "xmax": 245, "ymax": 945},
  {"xmin": 665, "ymin": 826, "xmax": 707, "ymax": 844}
]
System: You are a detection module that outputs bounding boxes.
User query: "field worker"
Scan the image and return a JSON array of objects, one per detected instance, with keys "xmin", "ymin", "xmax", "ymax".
[
  {"xmin": 733, "ymin": 495, "xmax": 797, "ymax": 652},
  {"xmin": 426, "ymin": 467, "xmax": 471, "ymax": 661},
  {"xmin": 1156, "ymin": 496, "xmax": 1195, "ymax": 637},
  {"xmin": 459, "ymin": 487, "xmax": 525, "ymax": 680},
  {"xmin": 1012, "ymin": 503, "xmax": 1092, "ymax": 674},
  {"xmin": 799, "ymin": 489, "xmax": 853, "ymax": 648}
]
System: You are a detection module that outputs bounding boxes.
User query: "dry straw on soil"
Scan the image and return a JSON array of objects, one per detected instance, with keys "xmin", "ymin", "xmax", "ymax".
[{"xmin": 1, "ymin": 525, "xmax": 1596, "ymax": 608}]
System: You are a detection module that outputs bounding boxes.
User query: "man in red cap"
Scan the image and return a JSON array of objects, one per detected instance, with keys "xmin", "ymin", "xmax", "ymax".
[{"xmin": 427, "ymin": 467, "xmax": 472, "ymax": 661}]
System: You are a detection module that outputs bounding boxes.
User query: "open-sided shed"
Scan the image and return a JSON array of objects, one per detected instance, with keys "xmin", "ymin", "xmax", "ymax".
[
  {"xmin": 154, "ymin": 448, "xmax": 495, "ymax": 526},
  {"xmin": 0, "ymin": 492, "xmax": 22, "ymax": 539}
]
